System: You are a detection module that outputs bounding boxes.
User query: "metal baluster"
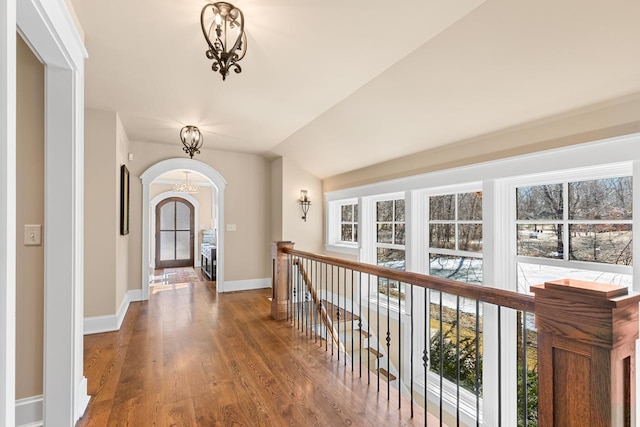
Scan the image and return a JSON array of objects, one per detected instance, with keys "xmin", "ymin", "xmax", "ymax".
[
  {"xmin": 386, "ymin": 277, "xmax": 391, "ymax": 400},
  {"xmin": 337, "ymin": 267, "xmax": 341, "ymax": 362},
  {"xmin": 367, "ymin": 273, "xmax": 371, "ymax": 385},
  {"xmin": 377, "ymin": 276, "xmax": 380, "ymax": 392},
  {"xmin": 358, "ymin": 271, "xmax": 363, "ymax": 378},
  {"xmin": 424, "ymin": 288, "xmax": 429, "ymax": 427},
  {"xmin": 456, "ymin": 296, "xmax": 460, "ymax": 426},
  {"xmin": 522, "ymin": 311, "xmax": 528, "ymax": 427},
  {"xmin": 331, "ymin": 265, "xmax": 335, "ymax": 357},
  {"xmin": 312, "ymin": 260, "xmax": 317, "ymax": 343},
  {"xmin": 399, "ymin": 281, "xmax": 402, "ymax": 409},
  {"xmin": 304, "ymin": 258, "xmax": 309, "ymax": 337},
  {"xmin": 343, "ymin": 267, "xmax": 347, "ymax": 365},
  {"xmin": 325, "ymin": 262, "xmax": 328, "ymax": 352},
  {"xmin": 475, "ymin": 300, "xmax": 480, "ymax": 427},
  {"xmin": 497, "ymin": 306, "xmax": 502, "ymax": 427},
  {"xmin": 439, "ymin": 292, "xmax": 443, "ymax": 423},
  {"xmin": 351, "ymin": 269, "xmax": 355, "ymax": 373},
  {"xmin": 410, "ymin": 283, "xmax": 414, "ymax": 418},
  {"xmin": 286, "ymin": 254, "xmax": 291, "ymax": 322}
]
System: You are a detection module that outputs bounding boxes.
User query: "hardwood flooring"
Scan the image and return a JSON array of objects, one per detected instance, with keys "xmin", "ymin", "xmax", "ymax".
[{"xmin": 77, "ymin": 280, "xmax": 430, "ymax": 426}]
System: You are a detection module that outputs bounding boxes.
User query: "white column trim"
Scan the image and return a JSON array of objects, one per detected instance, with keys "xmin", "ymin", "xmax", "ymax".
[
  {"xmin": 16, "ymin": 0, "xmax": 88, "ymax": 425},
  {"xmin": 0, "ymin": 1, "xmax": 16, "ymax": 425},
  {"xmin": 140, "ymin": 158, "xmax": 226, "ymax": 299}
]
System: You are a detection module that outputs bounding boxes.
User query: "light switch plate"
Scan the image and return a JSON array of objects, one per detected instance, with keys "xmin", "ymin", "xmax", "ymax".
[
  {"xmin": 24, "ymin": 224, "xmax": 42, "ymax": 246},
  {"xmin": 226, "ymin": 224, "xmax": 237, "ymax": 232}
]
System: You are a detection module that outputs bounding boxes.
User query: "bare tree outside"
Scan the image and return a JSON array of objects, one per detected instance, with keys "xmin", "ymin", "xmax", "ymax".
[{"xmin": 517, "ymin": 177, "xmax": 632, "ymax": 265}]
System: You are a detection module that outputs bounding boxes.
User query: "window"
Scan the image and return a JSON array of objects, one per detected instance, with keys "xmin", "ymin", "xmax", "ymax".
[
  {"xmin": 376, "ymin": 197, "xmax": 405, "ymax": 301},
  {"xmin": 425, "ymin": 190, "xmax": 483, "ymax": 394},
  {"xmin": 516, "ymin": 175, "xmax": 633, "ymax": 292},
  {"xmin": 428, "ymin": 191, "xmax": 483, "ymax": 284},
  {"xmin": 340, "ymin": 203, "xmax": 358, "ymax": 243}
]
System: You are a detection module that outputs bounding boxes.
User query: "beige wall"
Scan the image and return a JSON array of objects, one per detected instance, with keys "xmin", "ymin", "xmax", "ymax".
[
  {"xmin": 16, "ymin": 36, "xmax": 45, "ymax": 399},
  {"xmin": 115, "ymin": 117, "xmax": 130, "ymax": 311},
  {"xmin": 84, "ymin": 109, "xmax": 131, "ymax": 317},
  {"xmin": 127, "ymin": 140, "xmax": 272, "ymax": 290},
  {"xmin": 323, "ymin": 95, "xmax": 640, "ymax": 191},
  {"xmin": 271, "ymin": 157, "xmax": 323, "ymax": 253},
  {"xmin": 270, "ymin": 158, "xmax": 283, "ymax": 242}
]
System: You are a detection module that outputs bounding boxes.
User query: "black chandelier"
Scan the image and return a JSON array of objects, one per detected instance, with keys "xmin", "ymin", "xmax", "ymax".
[
  {"xmin": 200, "ymin": 2, "xmax": 247, "ymax": 81},
  {"xmin": 180, "ymin": 126, "xmax": 203, "ymax": 159}
]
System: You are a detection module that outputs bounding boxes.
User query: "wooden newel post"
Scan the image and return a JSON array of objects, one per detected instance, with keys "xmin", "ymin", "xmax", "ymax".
[
  {"xmin": 271, "ymin": 241, "xmax": 293, "ymax": 320},
  {"xmin": 532, "ymin": 279, "xmax": 640, "ymax": 427}
]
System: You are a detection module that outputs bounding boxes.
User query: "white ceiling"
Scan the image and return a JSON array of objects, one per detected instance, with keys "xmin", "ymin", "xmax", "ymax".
[{"xmin": 71, "ymin": 0, "xmax": 640, "ymax": 179}]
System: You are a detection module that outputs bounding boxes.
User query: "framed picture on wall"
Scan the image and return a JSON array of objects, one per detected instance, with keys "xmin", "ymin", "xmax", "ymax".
[{"xmin": 120, "ymin": 164, "xmax": 130, "ymax": 235}]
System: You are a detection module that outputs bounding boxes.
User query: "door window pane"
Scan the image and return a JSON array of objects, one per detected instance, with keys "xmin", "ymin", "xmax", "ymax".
[
  {"xmin": 160, "ymin": 231, "xmax": 175, "ymax": 260},
  {"xmin": 160, "ymin": 202, "xmax": 175, "ymax": 230},
  {"xmin": 175, "ymin": 231, "xmax": 191, "ymax": 259},
  {"xmin": 175, "ymin": 201, "xmax": 191, "ymax": 230}
]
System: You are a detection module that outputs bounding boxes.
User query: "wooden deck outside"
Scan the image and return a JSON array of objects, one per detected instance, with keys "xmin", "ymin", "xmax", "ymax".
[{"xmin": 77, "ymin": 279, "xmax": 431, "ymax": 426}]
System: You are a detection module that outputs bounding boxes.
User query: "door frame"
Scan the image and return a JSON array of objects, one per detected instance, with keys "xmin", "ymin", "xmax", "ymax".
[
  {"xmin": 141, "ymin": 158, "xmax": 226, "ymax": 300},
  {"xmin": 2, "ymin": 0, "xmax": 89, "ymax": 425},
  {"xmin": 150, "ymin": 191, "xmax": 200, "ymax": 269},
  {"xmin": 154, "ymin": 197, "xmax": 195, "ymax": 268}
]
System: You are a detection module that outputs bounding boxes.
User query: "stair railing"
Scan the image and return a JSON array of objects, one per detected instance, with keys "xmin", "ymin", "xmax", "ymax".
[{"xmin": 271, "ymin": 241, "xmax": 640, "ymax": 427}]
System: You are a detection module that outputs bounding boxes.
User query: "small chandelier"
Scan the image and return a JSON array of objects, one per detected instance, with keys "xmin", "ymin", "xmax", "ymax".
[
  {"xmin": 200, "ymin": 2, "xmax": 247, "ymax": 81},
  {"xmin": 174, "ymin": 171, "xmax": 199, "ymax": 194},
  {"xmin": 180, "ymin": 125, "xmax": 203, "ymax": 159}
]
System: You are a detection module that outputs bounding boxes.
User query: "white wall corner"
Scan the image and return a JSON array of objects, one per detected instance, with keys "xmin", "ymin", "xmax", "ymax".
[
  {"xmin": 84, "ymin": 289, "xmax": 141, "ymax": 335},
  {"xmin": 15, "ymin": 395, "xmax": 43, "ymax": 427},
  {"xmin": 221, "ymin": 278, "xmax": 271, "ymax": 293}
]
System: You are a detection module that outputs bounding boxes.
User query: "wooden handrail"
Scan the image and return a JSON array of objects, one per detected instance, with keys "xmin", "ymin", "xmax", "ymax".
[
  {"xmin": 284, "ymin": 247, "xmax": 535, "ymax": 313},
  {"xmin": 293, "ymin": 259, "xmax": 346, "ymax": 353}
]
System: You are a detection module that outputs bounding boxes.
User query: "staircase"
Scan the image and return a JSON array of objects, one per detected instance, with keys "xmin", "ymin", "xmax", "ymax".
[{"xmin": 292, "ymin": 259, "xmax": 401, "ymax": 387}]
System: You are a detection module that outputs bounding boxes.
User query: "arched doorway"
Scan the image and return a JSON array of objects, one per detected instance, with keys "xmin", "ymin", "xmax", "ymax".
[
  {"xmin": 141, "ymin": 158, "xmax": 227, "ymax": 300},
  {"xmin": 155, "ymin": 197, "xmax": 195, "ymax": 268}
]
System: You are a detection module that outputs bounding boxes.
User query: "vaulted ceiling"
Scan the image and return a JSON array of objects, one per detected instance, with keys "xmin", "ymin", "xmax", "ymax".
[{"xmin": 71, "ymin": 0, "xmax": 640, "ymax": 179}]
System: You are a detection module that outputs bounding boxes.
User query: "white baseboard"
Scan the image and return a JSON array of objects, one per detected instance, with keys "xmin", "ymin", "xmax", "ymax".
[
  {"xmin": 221, "ymin": 278, "xmax": 271, "ymax": 293},
  {"xmin": 84, "ymin": 289, "xmax": 142, "ymax": 335},
  {"xmin": 15, "ymin": 395, "xmax": 43, "ymax": 427}
]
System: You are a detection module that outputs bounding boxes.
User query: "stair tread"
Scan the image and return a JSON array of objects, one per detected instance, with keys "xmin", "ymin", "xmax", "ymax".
[
  {"xmin": 356, "ymin": 329, "xmax": 370, "ymax": 338},
  {"xmin": 321, "ymin": 300, "xmax": 360, "ymax": 322},
  {"xmin": 366, "ymin": 347, "xmax": 383, "ymax": 358},
  {"xmin": 377, "ymin": 368, "xmax": 397, "ymax": 381}
]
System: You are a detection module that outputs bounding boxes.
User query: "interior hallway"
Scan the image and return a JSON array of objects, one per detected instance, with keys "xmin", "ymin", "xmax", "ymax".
[{"xmin": 76, "ymin": 272, "xmax": 426, "ymax": 426}]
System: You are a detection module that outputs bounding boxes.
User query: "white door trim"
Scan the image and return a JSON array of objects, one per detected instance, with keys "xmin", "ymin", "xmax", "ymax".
[
  {"xmin": 10, "ymin": 0, "xmax": 88, "ymax": 425},
  {"xmin": 141, "ymin": 159, "xmax": 227, "ymax": 299}
]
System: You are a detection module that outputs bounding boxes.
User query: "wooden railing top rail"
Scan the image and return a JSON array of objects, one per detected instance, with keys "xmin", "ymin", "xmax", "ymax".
[{"xmin": 283, "ymin": 247, "xmax": 535, "ymax": 313}]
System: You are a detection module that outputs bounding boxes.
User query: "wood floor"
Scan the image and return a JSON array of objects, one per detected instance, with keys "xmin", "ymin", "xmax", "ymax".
[{"xmin": 77, "ymin": 277, "xmax": 429, "ymax": 426}]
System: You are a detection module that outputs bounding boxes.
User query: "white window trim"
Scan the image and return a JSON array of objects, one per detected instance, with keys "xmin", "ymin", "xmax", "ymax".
[{"xmin": 325, "ymin": 197, "xmax": 360, "ymax": 255}]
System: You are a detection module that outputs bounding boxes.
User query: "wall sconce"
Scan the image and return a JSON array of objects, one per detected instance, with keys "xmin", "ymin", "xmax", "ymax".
[{"xmin": 299, "ymin": 190, "xmax": 311, "ymax": 222}]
